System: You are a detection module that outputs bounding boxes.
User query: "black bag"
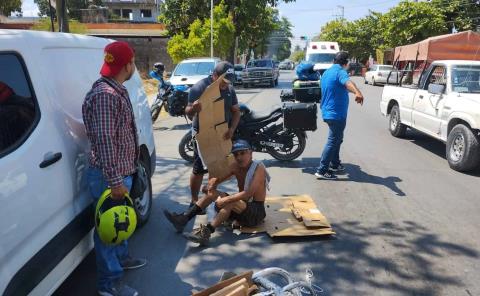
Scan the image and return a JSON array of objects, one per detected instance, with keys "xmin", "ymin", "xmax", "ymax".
[
  {"xmin": 282, "ymin": 102, "xmax": 317, "ymax": 131},
  {"xmin": 293, "ymin": 80, "xmax": 321, "ymax": 103},
  {"xmin": 280, "ymin": 89, "xmax": 294, "ymax": 102},
  {"xmin": 130, "ymin": 163, "xmax": 148, "ymax": 199},
  {"xmin": 167, "ymin": 89, "xmax": 189, "ymax": 117}
]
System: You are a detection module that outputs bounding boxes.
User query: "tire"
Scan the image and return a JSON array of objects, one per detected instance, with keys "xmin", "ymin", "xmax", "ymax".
[
  {"xmin": 267, "ymin": 126, "xmax": 306, "ymax": 161},
  {"xmin": 364, "ymin": 78, "xmax": 368, "ymax": 84},
  {"xmin": 134, "ymin": 158, "xmax": 153, "ymax": 227},
  {"xmin": 243, "ymin": 83, "xmax": 249, "ymax": 88},
  {"xmin": 274, "ymin": 78, "xmax": 279, "ymax": 86},
  {"xmin": 151, "ymin": 102, "xmax": 163, "ymax": 123},
  {"xmin": 179, "ymin": 131, "xmax": 195, "ymax": 163},
  {"xmin": 389, "ymin": 104, "xmax": 407, "ymax": 138},
  {"xmin": 270, "ymin": 79, "xmax": 275, "ymax": 88},
  {"xmin": 446, "ymin": 124, "xmax": 480, "ymax": 172},
  {"xmin": 372, "ymin": 77, "xmax": 377, "ymax": 86}
]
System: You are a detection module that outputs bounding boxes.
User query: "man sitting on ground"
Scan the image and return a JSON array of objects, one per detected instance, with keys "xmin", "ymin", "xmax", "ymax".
[{"xmin": 164, "ymin": 140, "xmax": 270, "ymax": 246}]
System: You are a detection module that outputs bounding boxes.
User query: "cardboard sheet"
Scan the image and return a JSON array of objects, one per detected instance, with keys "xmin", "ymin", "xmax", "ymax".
[
  {"xmin": 241, "ymin": 195, "xmax": 335, "ymax": 237},
  {"xmin": 192, "ymin": 271, "xmax": 253, "ymax": 296},
  {"xmin": 196, "ymin": 74, "xmax": 235, "ymax": 179}
]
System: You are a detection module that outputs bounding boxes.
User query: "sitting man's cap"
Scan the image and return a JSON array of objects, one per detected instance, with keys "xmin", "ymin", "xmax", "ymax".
[
  {"xmin": 100, "ymin": 41, "xmax": 135, "ymax": 78},
  {"xmin": 232, "ymin": 139, "xmax": 252, "ymax": 153},
  {"xmin": 214, "ymin": 61, "xmax": 235, "ymax": 83}
]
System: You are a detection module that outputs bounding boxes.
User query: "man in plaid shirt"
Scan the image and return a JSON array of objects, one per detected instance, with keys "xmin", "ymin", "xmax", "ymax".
[{"xmin": 82, "ymin": 41, "xmax": 146, "ymax": 296}]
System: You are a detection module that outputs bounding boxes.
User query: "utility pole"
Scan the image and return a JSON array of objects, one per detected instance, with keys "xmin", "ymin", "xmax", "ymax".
[
  {"xmin": 333, "ymin": 5, "xmax": 344, "ymax": 20},
  {"xmin": 210, "ymin": 0, "xmax": 213, "ymax": 58},
  {"xmin": 55, "ymin": 0, "xmax": 69, "ymax": 32}
]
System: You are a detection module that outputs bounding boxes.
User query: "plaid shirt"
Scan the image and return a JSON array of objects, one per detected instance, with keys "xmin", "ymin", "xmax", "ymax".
[{"xmin": 82, "ymin": 77, "xmax": 139, "ymax": 187}]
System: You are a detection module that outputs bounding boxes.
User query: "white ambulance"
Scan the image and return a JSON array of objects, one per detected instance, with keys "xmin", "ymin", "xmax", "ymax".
[{"xmin": 305, "ymin": 41, "xmax": 340, "ymax": 74}]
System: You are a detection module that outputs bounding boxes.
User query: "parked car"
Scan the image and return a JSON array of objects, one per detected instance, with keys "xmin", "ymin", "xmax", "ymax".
[
  {"xmin": 279, "ymin": 61, "xmax": 294, "ymax": 70},
  {"xmin": 380, "ymin": 60, "xmax": 480, "ymax": 171},
  {"xmin": 169, "ymin": 57, "xmax": 220, "ymax": 87},
  {"xmin": 0, "ymin": 30, "xmax": 156, "ymax": 296},
  {"xmin": 347, "ymin": 62, "xmax": 364, "ymax": 76},
  {"xmin": 242, "ymin": 59, "xmax": 280, "ymax": 88},
  {"xmin": 365, "ymin": 64, "xmax": 399, "ymax": 85},
  {"xmin": 234, "ymin": 64, "xmax": 245, "ymax": 85}
]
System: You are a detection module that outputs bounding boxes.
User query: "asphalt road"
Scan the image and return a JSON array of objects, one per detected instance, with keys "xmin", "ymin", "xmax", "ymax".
[{"xmin": 56, "ymin": 70, "xmax": 480, "ymax": 296}]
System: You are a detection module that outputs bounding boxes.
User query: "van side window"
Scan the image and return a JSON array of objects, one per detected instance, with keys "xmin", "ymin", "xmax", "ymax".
[{"xmin": 0, "ymin": 53, "xmax": 37, "ymax": 156}]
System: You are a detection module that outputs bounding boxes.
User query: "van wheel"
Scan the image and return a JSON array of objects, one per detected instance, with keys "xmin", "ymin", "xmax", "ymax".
[
  {"xmin": 446, "ymin": 124, "xmax": 480, "ymax": 172},
  {"xmin": 134, "ymin": 158, "xmax": 153, "ymax": 227},
  {"xmin": 389, "ymin": 104, "xmax": 407, "ymax": 137}
]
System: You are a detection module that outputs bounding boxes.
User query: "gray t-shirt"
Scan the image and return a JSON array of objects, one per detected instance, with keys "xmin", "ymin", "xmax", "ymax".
[{"xmin": 188, "ymin": 76, "xmax": 238, "ymax": 132}]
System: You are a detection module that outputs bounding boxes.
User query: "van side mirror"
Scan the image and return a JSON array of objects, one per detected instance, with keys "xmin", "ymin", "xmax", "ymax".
[{"xmin": 428, "ymin": 83, "xmax": 445, "ymax": 95}]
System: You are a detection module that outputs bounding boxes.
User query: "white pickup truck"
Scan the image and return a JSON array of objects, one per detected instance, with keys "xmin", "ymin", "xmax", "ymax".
[{"xmin": 380, "ymin": 60, "xmax": 480, "ymax": 172}]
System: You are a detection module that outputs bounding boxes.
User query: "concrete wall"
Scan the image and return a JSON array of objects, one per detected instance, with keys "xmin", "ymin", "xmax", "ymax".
[{"xmin": 107, "ymin": 36, "xmax": 174, "ymax": 77}]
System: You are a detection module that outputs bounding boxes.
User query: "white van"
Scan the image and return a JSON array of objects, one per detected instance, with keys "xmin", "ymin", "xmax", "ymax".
[
  {"xmin": 0, "ymin": 30, "xmax": 156, "ymax": 296},
  {"xmin": 305, "ymin": 41, "xmax": 340, "ymax": 74}
]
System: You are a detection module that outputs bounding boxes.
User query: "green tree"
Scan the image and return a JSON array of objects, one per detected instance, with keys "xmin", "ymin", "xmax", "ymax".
[
  {"xmin": 0, "ymin": 0, "xmax": 21, "ymax": 16},
  {"xmin": 316, "ymin": 19, "xmax": 357, "ymax": 56},
  {"xmin": 34, "ymin": 0, "xmax": 55, "ymax": 17},
  {"xmin": 431, "ymin": 0, "xmax": 480, "ymax": 32},
  {"xmin": 268, "ymin": 16, "xmax": 293, "ymax": 60},
  {"xmin": 167, "ymin": 2, "xmax": 234, "ymax": 63},
  {"xmin": 289, "ymin": 50, "xmax": 305, "ymax": 62},
  {"xmin": 350, "ymin": 11, "xmax": 383, "ymax": 62},
  {"xmin": 380, "ymin": 1, "xmax": 447, "ymax": 48}
]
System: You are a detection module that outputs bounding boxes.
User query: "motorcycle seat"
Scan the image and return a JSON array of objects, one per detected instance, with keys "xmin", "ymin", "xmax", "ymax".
[{"xmin": 248, "ymin": 106, "xmax": 282, "ymax": 121}]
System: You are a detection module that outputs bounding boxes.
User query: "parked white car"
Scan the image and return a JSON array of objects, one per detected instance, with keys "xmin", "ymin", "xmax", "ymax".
[
  {"xmin": 168, "ymin": 57, "xmax": 220, "ymax": 87},
  {"xmin": 0, "ymin": 30, "xmax": 155, "ymax": 296},
  {"xmin": 365, "ymin": 64, "xmax": 399, "ymax": 85},
  {"xmin": 380, "ymin": 60, "xmax": 480, "ymax": 171}
]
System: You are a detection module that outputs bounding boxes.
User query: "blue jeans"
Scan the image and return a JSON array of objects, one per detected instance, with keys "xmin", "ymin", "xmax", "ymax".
[
  {"xmin": 317, "ymin": 119, "xmax": 347, "ymax": 173},
  {"xmin": 86, "ymin": 167, "xmax": 132, "ymax": 291}
]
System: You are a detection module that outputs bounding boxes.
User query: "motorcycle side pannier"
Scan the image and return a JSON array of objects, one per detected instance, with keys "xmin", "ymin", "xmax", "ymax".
[
  {"xmin": 293, "ymin": 80, "xmax": 321, "ymax": 103},
  {"xmin": 282, "ymin": 102, "xmax": 317, "ymax": 131},
  {"xmin": 167, "ymin": 89, "xmax": 189, "ymax": 117}
]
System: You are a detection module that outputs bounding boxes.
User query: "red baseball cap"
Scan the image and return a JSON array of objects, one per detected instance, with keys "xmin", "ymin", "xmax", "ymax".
[{"xmin": 100, "ymin": 41, "xmax": 135, "ymax": 77}]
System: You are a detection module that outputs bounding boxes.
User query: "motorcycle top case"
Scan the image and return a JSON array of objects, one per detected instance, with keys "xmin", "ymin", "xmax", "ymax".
[
  {"xmin": 292, "ymin": 80, "xmax": 321, "ymax": 103},
  {"xmin": 282, "ymin": 102, "xmax": 317, "ymax": 131}
]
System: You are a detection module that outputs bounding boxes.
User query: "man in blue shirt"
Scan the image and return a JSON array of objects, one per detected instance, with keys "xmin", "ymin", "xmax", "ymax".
[{"xmin": 316, "ymin": 52, "xmax": 364, "ymax": 180}]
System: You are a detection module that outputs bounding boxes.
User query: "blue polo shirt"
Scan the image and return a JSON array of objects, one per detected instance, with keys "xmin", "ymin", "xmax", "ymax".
[{"xmin": 320, "ymin": 64, "xmax": 350, "ymax": 120}]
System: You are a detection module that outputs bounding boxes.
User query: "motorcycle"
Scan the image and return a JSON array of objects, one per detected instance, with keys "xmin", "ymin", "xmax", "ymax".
[
  {"xmin": 178, "ymin": 103, "xmax": 307, "ymax": 162},
  {"xmin": 150, "ymin": 64, "xmax": 189, "ymax": 123}
]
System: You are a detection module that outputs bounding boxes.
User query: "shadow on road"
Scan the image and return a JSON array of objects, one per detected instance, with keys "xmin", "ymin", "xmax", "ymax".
[{"xmin": 174, "ymin": 219, "xmax": 478, "ymax": 295}]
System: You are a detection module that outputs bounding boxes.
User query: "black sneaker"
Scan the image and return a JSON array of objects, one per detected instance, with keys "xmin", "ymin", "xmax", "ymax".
[
  {"xmin": 189, "ymin": 202, "xmax": 206, "ymax": 215},
  {"xmin": 315, "ymin": 170, "xmax": 337, "ymax": 180},
  {"xmin": 183, "ymin": 224, "xmax": 211, "ymax": 246},
  {"xmin": 163, "ymin": 210, "xmax": 188, "ymax": 233},
  {"xmin": 330, "ymin": 164, "xmax": 345, "ymax": 172},
  {"xmin": 120, "ymin": 256, "xmax": 147, "ymax": 270}
]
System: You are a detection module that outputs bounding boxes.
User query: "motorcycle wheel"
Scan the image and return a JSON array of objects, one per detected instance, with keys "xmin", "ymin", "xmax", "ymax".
[
  {"xmin": 151, "ymin": 101, "xmax": 163, "ymax": 123},
  {"xmin": 179, "ymin": 131, "xmax": 195, "ymax": 163},
  {"xmin": 267, "ymin": 127, "xmax": 306, "ymax": 161}
]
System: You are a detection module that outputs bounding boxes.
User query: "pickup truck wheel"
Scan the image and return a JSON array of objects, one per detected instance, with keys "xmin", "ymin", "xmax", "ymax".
[
  {"xmin": 446, "ymin": 124, "xmax": 480, "ymax": 172},
  {"xmin": 274, "ymin": 78, "xmax": 279, "ymax": 86},
  {"xmin": 270, "ymin": 79, "xmax": 275, "ymax": 87},
  {"xmin": 389, "ymin": 105, "xmax": 407, "ymax": 137},
  {"xmin": 243, "ymin": 83, "xmax": 249, "ymax": 88}
]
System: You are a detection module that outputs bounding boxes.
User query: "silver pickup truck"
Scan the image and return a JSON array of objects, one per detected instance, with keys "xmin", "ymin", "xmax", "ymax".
[
  {"xmin": 242, "ymin": 59, "xmax": 279, "ymax": 88},
  {"xmin": 380, "ymin": 60, "xmax": 480, "ymax": 172}
]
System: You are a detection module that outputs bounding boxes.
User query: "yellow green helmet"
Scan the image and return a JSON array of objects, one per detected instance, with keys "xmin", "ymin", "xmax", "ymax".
[
  {"xmin": 293, "ymin": 80, "xmax": 301, "ymax": 88},
  {"xmin": 95, "ymin": 189, "xmax": 137, "ymax": 245}
]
